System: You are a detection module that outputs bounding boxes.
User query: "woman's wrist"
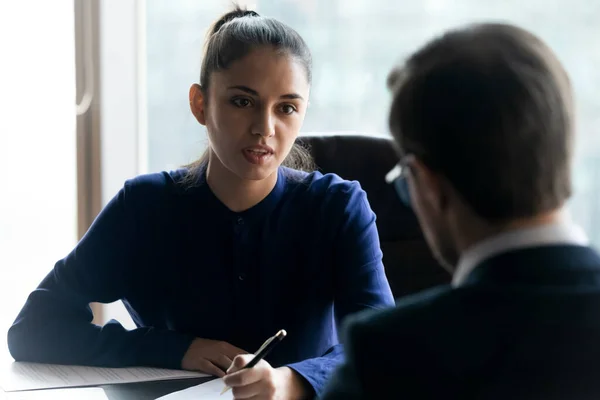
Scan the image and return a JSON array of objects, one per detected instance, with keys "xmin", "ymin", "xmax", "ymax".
[{"xmin": 275, "ymin": 366, "xmax": 313, "ymax": 399}]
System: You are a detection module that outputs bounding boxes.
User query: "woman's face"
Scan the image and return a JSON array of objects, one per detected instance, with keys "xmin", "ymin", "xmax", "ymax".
[{"xmin": 190, "ymin": 46, "xmax": 310, "ymax": 181}]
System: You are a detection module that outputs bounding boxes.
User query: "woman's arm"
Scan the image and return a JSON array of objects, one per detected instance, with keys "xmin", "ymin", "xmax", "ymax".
[
  {"xmin": 7, "ymin": 177, "xmax": 195, "ymax": 369},
  {"xmin": 286, "ymin": 182, "xmax": 395, "ymax": 396}
]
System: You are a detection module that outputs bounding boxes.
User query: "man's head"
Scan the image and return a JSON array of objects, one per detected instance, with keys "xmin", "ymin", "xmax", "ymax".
[{"xmin": 387, "ymin": 23, "xmax": 575, "ymax": 270}]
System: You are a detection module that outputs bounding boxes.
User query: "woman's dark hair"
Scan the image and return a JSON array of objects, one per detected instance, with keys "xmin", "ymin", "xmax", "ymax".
[{"xmin": 183, "ymin": 5, "xmax": 315, "ymax": 185}]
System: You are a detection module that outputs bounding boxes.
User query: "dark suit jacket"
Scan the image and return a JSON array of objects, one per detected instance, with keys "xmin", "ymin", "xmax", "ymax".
[{"xmin": 320, "ymin": 245, "xmax": 600, "ymax": 399}]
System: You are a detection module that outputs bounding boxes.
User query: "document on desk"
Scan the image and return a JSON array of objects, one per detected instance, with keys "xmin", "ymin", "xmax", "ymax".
[
  {"xmin": 156, "ymin": 378, "xmax": 232, "ymax": 399},
  {"xmin": 0, "ymin": 362, "xmax": 208, "ymax": 392}
]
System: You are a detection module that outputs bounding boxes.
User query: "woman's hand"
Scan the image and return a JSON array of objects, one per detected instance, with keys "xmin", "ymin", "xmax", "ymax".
[
  {"xmin": 181, "ymin": 338, "xmax": 247, "ymax": 377},
  {"xmin": 223, "ymin": 354, "xmax": 311, "ymax": 399}
]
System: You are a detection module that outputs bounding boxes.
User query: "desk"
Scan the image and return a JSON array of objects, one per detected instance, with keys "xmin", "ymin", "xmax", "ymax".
[
  {"xmin": 0, "ymin": 346, "xmax": 213, "ymax": 400},
  {"xmin": 101, "ymin": 377, "xmax": 212, "ymax": 399},
  {"xmin": 3, "ymin": 377, "xmax": 213, "ymax": 399}
]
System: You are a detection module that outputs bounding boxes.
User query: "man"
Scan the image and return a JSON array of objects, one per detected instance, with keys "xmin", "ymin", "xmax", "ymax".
[{"xmin": 320, "ymin": 23, "xmax": 600, "ymax": 399}]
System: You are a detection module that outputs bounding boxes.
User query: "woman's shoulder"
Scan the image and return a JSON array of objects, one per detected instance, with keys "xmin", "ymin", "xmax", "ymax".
[
  {"xmin": 282, "ymin": 167, "xmax": 367, "ymax": 207},
  {"xmin": 120, "ymin": 168, "xmax": 194, "ymax": 201}
]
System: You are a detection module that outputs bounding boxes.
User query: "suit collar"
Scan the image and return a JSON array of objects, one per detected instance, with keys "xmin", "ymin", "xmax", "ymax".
[
  {"xmin": 453, "ymin": 219, "xmax": 588, "ymax": 287},
  {"xmin": 461, "ymin": 245, "xmax": 600, "ymax": 288}
]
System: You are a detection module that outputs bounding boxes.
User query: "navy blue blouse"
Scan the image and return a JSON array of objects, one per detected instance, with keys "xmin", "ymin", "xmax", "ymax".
[{"xmin": 8, "ymin": 167, "xmax": 394, "ymax": 395}]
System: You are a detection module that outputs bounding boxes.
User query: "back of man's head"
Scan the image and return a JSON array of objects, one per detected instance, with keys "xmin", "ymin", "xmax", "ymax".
[{"xmin": 388, "ymin": 23, "xmax": 574, "ymax": 222}]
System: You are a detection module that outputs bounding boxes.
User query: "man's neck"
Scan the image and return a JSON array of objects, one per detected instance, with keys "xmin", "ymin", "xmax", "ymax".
[
  {"xmin": 457, "ymin": 208, "xmax": 567, "ymax": 255},
  {"xmin": 452, "ymin": 208, "xmax": 588, "ymax": 286},
  {"xmin": 205, "ymin": 157, "xmax": 278, "ymax": 213},
  {"xmin": 500, "ymin": 211, "xmax": 565, "ymax": 231}
]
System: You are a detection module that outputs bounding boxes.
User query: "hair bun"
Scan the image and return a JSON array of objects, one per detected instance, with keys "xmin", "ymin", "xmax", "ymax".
[{"xmin": 212, "ymin": 8, "xmax": 260, "ymax": 35}]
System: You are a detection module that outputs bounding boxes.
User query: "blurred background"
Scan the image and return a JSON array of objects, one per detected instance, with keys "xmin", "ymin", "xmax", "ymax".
[{"xmin": 1, "ymin": 0, "xmax": 599, "ymax": 337}]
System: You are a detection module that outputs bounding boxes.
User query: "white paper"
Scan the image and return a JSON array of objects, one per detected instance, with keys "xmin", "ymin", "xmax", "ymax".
[
  {"xmin": 0, "ymin": 362, "xmax": 208, "ymax": 392},
  {"xmin": 1, "ymin": 387, "xmax": 108, "ymax": 399},
  {"xmin": 157, "ymin": 378, "xmax": 233, "ymax": 400}
]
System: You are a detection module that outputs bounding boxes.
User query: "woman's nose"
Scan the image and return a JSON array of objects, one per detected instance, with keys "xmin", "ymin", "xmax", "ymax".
[{"xmin": 251, "ymin": 109, "xmax": 275, "ymax": 137}]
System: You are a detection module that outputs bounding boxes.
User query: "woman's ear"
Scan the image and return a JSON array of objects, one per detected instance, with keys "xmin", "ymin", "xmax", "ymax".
[{"xmin": 189, "ymin": 83, "xmax": 206, "ymax": 126}]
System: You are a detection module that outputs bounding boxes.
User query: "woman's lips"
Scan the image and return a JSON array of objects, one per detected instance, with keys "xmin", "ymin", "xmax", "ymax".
[{"xmin": 242, "ymin": 146, "xmax": 274, "ymax": 165}]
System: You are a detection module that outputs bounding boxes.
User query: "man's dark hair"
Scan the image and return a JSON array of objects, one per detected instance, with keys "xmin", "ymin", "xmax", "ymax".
[{"xmin": 387, "ymin": 23, "xmax": 574, "ymax": 222}]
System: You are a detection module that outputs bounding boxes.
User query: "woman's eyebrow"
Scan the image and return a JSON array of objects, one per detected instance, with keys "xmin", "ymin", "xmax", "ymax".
[
  {"xmin": 280, "ymin": 93, "xmax": 304, "ymax": 100},
  {"xmin": 228, "ymin": 85, "xmax": 259, "ymax": 96},
  {"xmin": 227, "ymin": 85, "xmax": 304, "ymax": 100}
]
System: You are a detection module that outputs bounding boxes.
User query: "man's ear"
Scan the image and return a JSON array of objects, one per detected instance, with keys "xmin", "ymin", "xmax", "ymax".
[
  {"xmin": 189, "ymin": 83, "xmax": 206, "ymax": 126},
  {"xmin": 409, "ymin": 157, "xmax": 449, "ymax": 213}
]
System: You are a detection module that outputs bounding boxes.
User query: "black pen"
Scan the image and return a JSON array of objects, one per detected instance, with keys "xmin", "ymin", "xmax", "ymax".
[{"xmin": 221, "ymin": 329, "xmax": 287, "ymax": 395}]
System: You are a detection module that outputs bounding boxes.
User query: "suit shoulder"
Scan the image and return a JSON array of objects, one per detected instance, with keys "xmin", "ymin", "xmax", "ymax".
[
  {"xmin": 347, "ymin": 285, "xmax": 453, "ymax": 334},
  {"xmin": 342, "ymin": 285, "xmax": 460, "ymax": 354}
]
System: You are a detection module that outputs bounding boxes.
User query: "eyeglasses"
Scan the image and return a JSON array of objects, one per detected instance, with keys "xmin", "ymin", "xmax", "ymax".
[{"xmin": 385, "ymin": 159, "xmax": 411, "ymax": 208}]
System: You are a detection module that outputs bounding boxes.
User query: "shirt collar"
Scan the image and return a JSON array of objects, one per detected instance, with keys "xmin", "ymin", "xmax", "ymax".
[
  {"xmin": 452, "ymin": 216, "xmax": 589, "ymax": 287},
  {"xmin": 194, "ymin": 166, "xmax": 288, "ymax": 223}
]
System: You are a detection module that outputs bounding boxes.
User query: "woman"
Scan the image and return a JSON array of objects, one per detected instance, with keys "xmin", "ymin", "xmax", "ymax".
[{"xmin": 7, "ymin": 7, "xmax": 394, "ymax": 399}]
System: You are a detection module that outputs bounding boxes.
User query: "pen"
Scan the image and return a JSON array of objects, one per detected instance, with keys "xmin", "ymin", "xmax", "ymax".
[{"xmin": 221, "ymin": 329, "xmax": 287, "ymax": 395}]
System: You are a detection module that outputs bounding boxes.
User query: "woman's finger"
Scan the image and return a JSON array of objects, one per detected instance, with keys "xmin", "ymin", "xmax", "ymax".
[
  {"xmin": 231, "ymin": 380, "xmax": 263, "ymax": 399},
  {"xmin": 209, "ymin": 354, "xmax": 233, "ymax": 371},
  {"xmin": 221, "ymin": 342, "xmax": 248, "ymax": 359},
  {"xmin": 197, "ymin": 359, "xmax": 226, "ymax": 377}
]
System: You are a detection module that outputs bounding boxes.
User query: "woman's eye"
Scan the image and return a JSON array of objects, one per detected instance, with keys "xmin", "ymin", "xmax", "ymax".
[
  {"xmin": 232, "ymin": 98, "xmax": 252, "ymax": 108},
  {"xmin": 281, "ymin": 104, "xmax": 296, "ymax": 115}
]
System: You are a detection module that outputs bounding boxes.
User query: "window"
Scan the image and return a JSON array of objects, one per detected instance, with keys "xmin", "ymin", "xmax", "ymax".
[
  {"xmin": 141, "ymin": 0, "xmax": 600, "ymax": 246},
  {"xmin": 0, "ymin": 2, "xmax": 77, "ymax": 338}
]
